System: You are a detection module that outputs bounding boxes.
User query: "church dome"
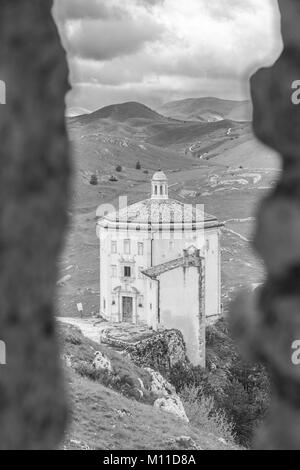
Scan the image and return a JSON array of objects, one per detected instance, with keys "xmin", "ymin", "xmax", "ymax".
[
  {"xmin": 97, "ymin": 171, "xmax": 220, "ymax": 232},
  {"xmin": 152, "ymin": 170, "xmax": 167, "ymax": 182}
]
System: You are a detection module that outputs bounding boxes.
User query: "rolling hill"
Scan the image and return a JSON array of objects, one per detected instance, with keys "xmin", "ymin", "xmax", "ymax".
[
  {"xmin": 157, "ymin": 97, "xmax": 252, "ymax": 123},
  {"xmin": 70, "ymin": 101, "xmax": 167, "ymax": 125},
  {"xmin": 66, "ymin": 100, "xmax": 251, "ymax": 210}
]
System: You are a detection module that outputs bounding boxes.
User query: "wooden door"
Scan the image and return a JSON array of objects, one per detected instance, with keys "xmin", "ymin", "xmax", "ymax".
[{"xmin": 122, "ymin": 296, "xmax": 133, "ymax": 322}]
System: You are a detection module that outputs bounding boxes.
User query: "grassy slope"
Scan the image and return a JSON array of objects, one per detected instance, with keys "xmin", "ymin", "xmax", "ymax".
[
  {"xmin": 65, "ymin": 371, "xmax": 239, "ymax": 450},
  {"xmin": 60, "ymin": 324, "xmax": 239, "ymax": 450},
  {"xmin": 157, "ymin": 97, "xmax": 252, "ymax": 122}
]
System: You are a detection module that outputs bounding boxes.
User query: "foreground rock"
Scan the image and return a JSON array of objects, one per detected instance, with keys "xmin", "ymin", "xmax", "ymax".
[
  {"xmin": 92, "ymin": 351, "xmax": 112, "ymax": 372},
  {"xmin": 146, "ymin": 368, "xmax": 189, "ymax": 422},
  {"xmin": 165, "ymin": 436, "xmax": 201, "ymax": 450}
]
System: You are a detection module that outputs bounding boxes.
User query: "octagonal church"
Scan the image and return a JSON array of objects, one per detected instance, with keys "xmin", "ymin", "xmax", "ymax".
[{"xmin": 97, "ymin": 171, "xmax": 222, "ymax": 366}]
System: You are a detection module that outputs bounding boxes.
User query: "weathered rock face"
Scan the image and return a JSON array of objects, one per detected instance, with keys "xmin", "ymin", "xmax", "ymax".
[
  {"xmin": 154, "ymin": 396, "xmax": 189, "ymax": 423},
  {"xmin": 0, "ymin": 0, "xmax": 70, "ymax": 449},
  {"xmin": 230, "ymin": 0, "xmax": 300, "ymax": 450},
  {"xmin": 145, "ymin": 368, "xmax": 176, "ymax": 396},
  {"xmin": 93, "ymin": 351, "xmax": 113, "ymax": 372},
  {"xmin": 146, "ymin": 368, "xmax": 189, "ymax": 422},
  {"xmin": 165, "ymin": 436, "xmax": 201, "ymax": 450},
  {"xmin": 126, "ymin": 330, "xmax": 188, "ymax": 374}
]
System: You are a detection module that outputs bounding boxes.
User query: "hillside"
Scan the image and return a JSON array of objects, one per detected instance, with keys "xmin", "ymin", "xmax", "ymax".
[
  {"xmin": 65, "ymin": 100, "xmax": 250, "ymax": 213},
  {"xmin": 157, "ymin": 97, "xmax": 252, "ymax": 123},
  {"xmin": 71, "ymin": 101, "xmax": 166, "ymax": 125},
  {"xmin": 60, "ymin": 323, "xmax": 239, "ymax": 450}
]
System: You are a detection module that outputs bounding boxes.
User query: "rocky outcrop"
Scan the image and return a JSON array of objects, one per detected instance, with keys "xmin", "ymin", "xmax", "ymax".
[
  {"xmin": 154, "ymin": 396, "xmax": 189, "ymax": 423},
  {"xmin": 100, "ymin": 327, "xmax": 188, "ymax": 373},
  {"xmin": 146, "ymin": 368, "xmax": 189, "ymax": 422},
  {"xmin": 145, "ymin": 368, "xmax": 176, "ymax": 395},
  {"xmin": 165, "ymin": 436, "xmax": 201, "ymax": 450},
  {"xmin": 126, "ymin": 330, "xmax": 188, "ymax": 374}
]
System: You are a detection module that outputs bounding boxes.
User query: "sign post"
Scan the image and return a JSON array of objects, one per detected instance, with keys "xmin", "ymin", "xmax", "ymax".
[{"xmin": 77, "ymin": 302, "xmax": 83, "ymax": 318}]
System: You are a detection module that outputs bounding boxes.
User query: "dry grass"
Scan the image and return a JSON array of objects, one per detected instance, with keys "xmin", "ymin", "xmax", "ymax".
[
  {"xmin": 64, "ymin": 370, "xmax": 239, "ymax": 450},
  {"xmin": 180, "ymin": 385, "xmax": 236, "ymax": 445},
  {"xmin": 60, "ymin": 323, "xmax": 153, "ymax": 402}
]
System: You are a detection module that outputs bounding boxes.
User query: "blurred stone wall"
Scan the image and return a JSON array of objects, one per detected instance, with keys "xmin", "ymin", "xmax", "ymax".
[
  {"xmin": 231, "ymin": 0, "xmax": 300, "ymax": 450},
  {"xmin": 0, "ymin": 0, "xmax": 71, "ymax": 449}
]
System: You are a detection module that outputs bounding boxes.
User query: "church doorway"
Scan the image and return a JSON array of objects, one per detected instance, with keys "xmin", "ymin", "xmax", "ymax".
[{"xmin": 122, "ymin": 296, "xmax": 133, "ymax": 322}]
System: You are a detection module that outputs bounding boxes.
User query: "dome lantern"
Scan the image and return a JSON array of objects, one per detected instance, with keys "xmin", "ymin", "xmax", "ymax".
[{"xmin": 151, "ymin": 170, "xmax": 168, "ymax": 200}]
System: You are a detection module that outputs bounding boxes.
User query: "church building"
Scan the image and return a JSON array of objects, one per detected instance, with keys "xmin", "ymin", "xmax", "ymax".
[{"xmin": 96, "ymin": 171, "xmax": 222, "ymax": 366}]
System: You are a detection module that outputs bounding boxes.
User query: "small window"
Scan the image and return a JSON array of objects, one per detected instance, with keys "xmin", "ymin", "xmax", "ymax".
[
  {"xmin": 138, "ymin": 296, "xmax": 144, "ymax": 308},
  {"xmin": 111, "ymin": 265, "xmax": 117, "ymax": 278},
  {"xmin": 155, "ymin": 185, "xmax": 158, "ymax": 195},
  {"xmin": 138, "ymin": 242, "xmax": 144, "ymax": 255},
  {"xmin": 124, "ymin": 266, "xmax": 131, "ymax": 278},
  {"xmin": 124, "ymin": 239, "xmax": 131, "ymax": 254},
  {"xmin": 160, "ymin": 185, "xmax": 163, "ymax": 195},
  {"xmin": 103, "ymin": 298, "xmax": 106, "ymax": 310},
  {"xmin": 111, "ymin": 241, "xmax": 117, "ymax": 254}
]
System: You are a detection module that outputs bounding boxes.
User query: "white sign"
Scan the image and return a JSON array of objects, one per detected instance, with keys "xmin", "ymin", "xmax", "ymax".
[
  {"xmin": 0, "ymin": 81, "xmax": 6, "ymax": 105},
  {"xmin": 77, "ymin": 303, "xmax": 83, "ymax": 313},
  {"xmin": 0, "ymin": 340, "xmax": 6, "ymax": 365}
]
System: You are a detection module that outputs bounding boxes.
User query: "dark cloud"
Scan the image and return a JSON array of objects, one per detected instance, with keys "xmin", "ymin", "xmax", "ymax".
[
  {"xmin": 52, "ymin": 0, "xmax": 281, "ymax": 112},
  {"xmin": 67, "ymin": 18, "xmax": 164, "ymax": 61},
  {"xmin": 54, "ymin": 0, "xmax": 125, "ymax": 20}
]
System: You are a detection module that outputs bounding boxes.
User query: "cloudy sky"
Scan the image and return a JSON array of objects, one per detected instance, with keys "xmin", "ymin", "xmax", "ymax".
[{"xmin": 53, "ymin": 0, "xmax": 282, "ymax": 115}]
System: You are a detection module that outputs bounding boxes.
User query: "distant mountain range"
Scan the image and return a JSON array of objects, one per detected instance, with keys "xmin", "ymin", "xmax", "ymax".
[
  {"xmin": 68, "ymin": 97, "xmax": 252, "ymax": 124},
  {"xmin": 68, "ymin": 101, "xmax": 248, "ymax": 149},
  {"xmin": 157, "ymin": 97, "xmax": 252, "ymax": 122},
  {"xmin": 66, "ymin": 98, "xmax": 253, "ymax": 211}
]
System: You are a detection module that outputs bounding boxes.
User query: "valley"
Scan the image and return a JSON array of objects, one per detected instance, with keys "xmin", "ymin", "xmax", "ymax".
[{"xmin": 57, "ymin": 99, "xmax": 280, "ymax": 321}]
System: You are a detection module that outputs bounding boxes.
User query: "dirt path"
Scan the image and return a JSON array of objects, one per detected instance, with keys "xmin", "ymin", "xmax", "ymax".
[{"xmin": 57, "ymin": 317, "xmax": 105, "ymax": 343}]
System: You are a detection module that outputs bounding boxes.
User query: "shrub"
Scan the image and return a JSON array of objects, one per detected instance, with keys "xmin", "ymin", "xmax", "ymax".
[
  {"xmin": 74, "ymin": 361, "xmax": 118, "ymax": 388},
  {"xmin": 116, "ymin": 165, "xmax": 122, "ymax": 172},
  {"xmin": 180, "ymin": 385, "xmax": 235, "ymax": 444},
  {"xmin": 63, "ymin": 327, "xmax": 82, "ymax": 346},
  {"xmin": 135, "ymin": 161, "xmax": 141, "ymax": 170},
  {"xmin": 143, "ymin": 170, "xmax": 149, "ymax": 174},
  {"xmin": 168, "ymin": 362, "xmax": 208, "ymax": 393},
  {"xmin": 90, "ymin": 174, "xmax": 98, "ymax": 185},
  {"xmin": 74, "ymin": 360, "xmax": 155, "ymax": 404}
]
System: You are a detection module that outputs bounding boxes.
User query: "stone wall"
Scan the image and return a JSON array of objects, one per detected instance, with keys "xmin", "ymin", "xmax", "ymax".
[
  {"xmin": 0, "ymin": 0, "xmax": 70, "ymax": 449},
  {"xmin": 230, "ymin": 0, "xmax": 300, "ymax": 450}
]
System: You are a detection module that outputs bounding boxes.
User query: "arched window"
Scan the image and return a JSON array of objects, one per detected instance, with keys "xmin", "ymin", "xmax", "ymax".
[
  {"xmin": 155, "ymin": 185, "xmax": 158, "ymax": 195},
  {"xmin": 160, "ymin": 185, "xmax": 163, "ymax": 195}
]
